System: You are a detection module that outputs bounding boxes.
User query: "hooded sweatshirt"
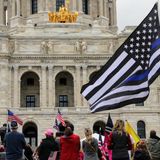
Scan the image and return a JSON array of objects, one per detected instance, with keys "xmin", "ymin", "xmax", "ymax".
[{"xmin": 147, "ymin": 138, "xmax": 160, "ymax": 159}]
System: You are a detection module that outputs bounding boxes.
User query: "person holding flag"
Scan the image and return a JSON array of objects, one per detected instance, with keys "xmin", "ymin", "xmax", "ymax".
[
  {"xmin": 4, "ymin": 121, "xmax": 26, "ymax": 160},
  {"xmin": 104, "ymin": 113, "xmax": 114, "ymax": 160},
  {"xmin": 53, "ymin": 109, "xmax": 66, "ymax": 134}
]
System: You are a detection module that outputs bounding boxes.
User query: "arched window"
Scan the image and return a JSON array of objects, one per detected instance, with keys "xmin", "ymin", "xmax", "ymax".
[
  {"xmin": 56, "ymin": 0, "xmax": 65, "ymax": 11},
  {"xmin": 21, "ymin": 72, "xmax": 40, "ymax": 108},
  {"xmin": 31, "ymin": 0, "xmax": 38, "ymax": 14},
  {"xmin": 82, "ymin": 0, "xmax": 89, "ymax": 14},
  {"xmin": 137, "ymin": 120, "xmax": 146, "ymax": 138},
  {"xmin": 55, "ymin": 71, "xmax": 74, "ymax": 107}
]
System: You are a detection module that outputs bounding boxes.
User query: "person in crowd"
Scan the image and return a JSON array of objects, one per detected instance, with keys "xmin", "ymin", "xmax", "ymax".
[
  {"xmin": 60, "ymin": 123, "xmax": 80, "ymax": 160},
  {"xmin": 147, "ymin": 130, "xmax": 160, "ymax": 160},
  {"xmin": 55, "ymin": 132, "xmax": 64, "ymax": 160},
  {"xmin": 4, "ymin": 120, "xmax": 26, "ymax": 160},
  {"xmin": 36, "ymin": 128, "xmax": 59, "ymax": 160},
  {"xmin": 0, "ymin": 123, "xmax": 7, "ymax": 145},
  {"xmin": 133, "ymin": 140, "xmax": 151, "ymax": 160},
  {"xmin": 107, "ymin": 119, "xmax": 132, "ymax": 160},
  {"xmin": 82, "ymin": 128, "xmax": 99, "ymax": 160}
]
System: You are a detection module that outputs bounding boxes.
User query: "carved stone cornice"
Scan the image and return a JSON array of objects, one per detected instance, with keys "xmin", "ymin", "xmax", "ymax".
[{"xmin": 9, "ymin": 54, "xmax": 111, "ymax": 60}]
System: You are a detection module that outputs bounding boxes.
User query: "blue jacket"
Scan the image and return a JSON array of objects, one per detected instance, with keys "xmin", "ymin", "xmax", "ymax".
[{"xmin": 4, "ymin": 131, "xmax": 26, "ymax": 160}]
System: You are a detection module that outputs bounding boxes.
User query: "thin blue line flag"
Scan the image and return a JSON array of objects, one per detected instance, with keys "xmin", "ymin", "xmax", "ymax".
[{"xmin": 81, "ymin": 3, "xmax": 160, "ymax": 112}]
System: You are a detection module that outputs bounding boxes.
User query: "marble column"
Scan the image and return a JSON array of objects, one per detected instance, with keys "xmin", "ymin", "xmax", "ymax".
[
  {"xmin": 82, "ymin": 65, "xmax": 88, "ymax": 107},
  {"xmin": 46, "ymin": 0, "xmax": 51, "ymax": 11},
  {"xmin": 113, "ymin": 0, "xmax": 117, "ymax": 26},
  {"xmin": 99, "ymin": 0, "xmax": 104, "ymax": 16},
  {"xmin": 78, "ymin": 0, "xmax": 83, "ymax": 12},
  {"xmin": 48, "ymin": 66, "xmax": 53, "ymax": 107},
  {"xmin": 8, "ymin": 66, "xmax": 12, "ymax": 107},
  {"xmin": 16, "ymin": 0, "xmax": 20, "ymax": 16},
  {"xmin": 72, "ymin": 0, "xmax": 77, "ymax": 11},
  {"xmin": 13, "ymin": 66, "xmax": 19, "ymax": 108},
  {"xmin": 0, "ymin": 0, "xmax": 4, "ymax": 25},
  {"xmin": 104, "ymin": 1, "xmax": 107, "ymax": 17},
  {"xmin": 75, "ymin": 65, "xmax": 81, "ymax": 107},
  {"xmin": 41, "ymin": 65, "xmax": 47, "ymax": 108},
  {"xmin": 38, "ymin": 0, "xmax": 44, "ymax": 12},
  {"xmin": 12, "ymin": 0, "xmax": 16, "ymax": 17}
]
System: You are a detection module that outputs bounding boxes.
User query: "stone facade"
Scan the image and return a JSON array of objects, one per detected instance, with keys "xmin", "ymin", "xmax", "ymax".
[{"xmin": 0, "ymin": 0, "xmax": 159, "ymax": 147}]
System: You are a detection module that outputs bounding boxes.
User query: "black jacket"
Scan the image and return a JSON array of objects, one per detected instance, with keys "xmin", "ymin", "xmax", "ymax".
[{"xmin": 38, "ymin": 137, "xmax": 59, "ymax": 160}]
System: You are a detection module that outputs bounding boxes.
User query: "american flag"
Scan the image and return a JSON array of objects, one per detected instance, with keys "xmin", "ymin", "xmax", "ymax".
[
  {"xmin": 81, "ymin": 3, "xmax": 160, "ymax": 112},
  {"xmin": 7, "ymin": 110, "xmax": 23, "ymax": 125},
  {"xmin": 56, "ymin": 109, "xmax": 66, "ymax": 127}
]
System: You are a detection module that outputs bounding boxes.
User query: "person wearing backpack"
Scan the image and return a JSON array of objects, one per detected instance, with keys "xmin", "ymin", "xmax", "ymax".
[{"xmin": 147, "ymin": 130, "xmax": 160, "ymax": 160}]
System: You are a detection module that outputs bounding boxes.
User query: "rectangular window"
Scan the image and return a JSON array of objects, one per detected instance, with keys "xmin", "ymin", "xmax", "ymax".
[
  {"xmin": 56, "ymin": 0, "xmax": 65, "ymax": 11},
  {"xmin": 26, "ymin": 95, "xmax": 35, "ymax": 107},
  {"xmin": 59, "ymin": 95, "xmax": 68, "ymax": 107},
  {"xmin": 82, "ymin": 0, "xmax": 88, "ymax": 14},
  {"xmin": 32, "ymin": 0, "xmax": 38, "ymax": 14}
]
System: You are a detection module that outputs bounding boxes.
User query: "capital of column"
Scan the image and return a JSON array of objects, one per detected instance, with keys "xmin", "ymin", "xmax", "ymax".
[
  {"xmin": 13, "ymin": 65, "xmax": 19, "ymax": 70},
  {"xmin": 48, "ymin": 65, "xmax": 53, "ymax": 70},
  {"xmin": 75, "ymin": 65, "xmax": 81, "ymax": 69},
  {"xmin": 41, "ymin": 65, "xmax": 47, "ymax": 70},
  {"xmin": 82, "ymin": 65, "xmax": 87, "ymax": 70}
]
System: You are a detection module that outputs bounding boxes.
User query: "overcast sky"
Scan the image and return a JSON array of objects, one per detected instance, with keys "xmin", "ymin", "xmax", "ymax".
[{"xmin": 117, "ymin": 0, "xmax": 158, "ymax": 31}]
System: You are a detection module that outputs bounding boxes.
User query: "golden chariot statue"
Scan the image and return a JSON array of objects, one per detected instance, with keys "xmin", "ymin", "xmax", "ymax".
[{"xmin": 48, "ymin": 5, "xmax": 78, "ymax": 23}]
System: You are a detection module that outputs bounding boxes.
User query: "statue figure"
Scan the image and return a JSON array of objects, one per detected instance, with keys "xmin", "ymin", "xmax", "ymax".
[
  {"xmin": 48, "ymin": 12, "xmax": 53, "ymax": 22},
  {"xmin": 48, "ymin": 5, "xmax": 78, "ymax": 23},
  {"xmin": 8, "ymin": 41, "xmax": 15, "ymax": 54},
  {"xmin": 75, "ymin": 41, "xmax": 80, "ymax": 51},
  {"xmin": 108, "ymin": 42, "xmax": 113, "ymax": 53},
  {"xmin": 41, "ymin": 41, "xmax": 48, "ymax": 54},
  {"xmin": 81, "ymin": 41, "xmax": 87, "ymax": 53},
  {"xmin": 47, "ymin": 41, "xmax": 53, "ymax": 53}
]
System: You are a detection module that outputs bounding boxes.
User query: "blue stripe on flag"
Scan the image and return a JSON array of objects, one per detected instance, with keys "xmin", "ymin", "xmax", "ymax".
[
  {"xmin": 125, "ymin": 70, "xmax": 149, "ymax": 82},
  {"xmin": 151, "ymin": 38, "xmax": 160, "ymax": 49}
]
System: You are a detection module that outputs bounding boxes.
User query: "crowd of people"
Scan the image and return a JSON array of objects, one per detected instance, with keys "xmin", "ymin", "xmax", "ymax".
[{"xmin": 0, "ymin": 119, "xmax": 160, "ymax": 160}]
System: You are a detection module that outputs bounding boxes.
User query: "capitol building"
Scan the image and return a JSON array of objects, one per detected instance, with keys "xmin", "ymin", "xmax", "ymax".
[{"xmin": 0, "ymin": 0, "xmax": 159, "ymax": 147}]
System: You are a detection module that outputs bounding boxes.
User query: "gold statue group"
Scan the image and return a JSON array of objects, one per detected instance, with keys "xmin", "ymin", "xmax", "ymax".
[{"xmin": 48, "ymin": 5, "xmax": 78, "ymax": 23}]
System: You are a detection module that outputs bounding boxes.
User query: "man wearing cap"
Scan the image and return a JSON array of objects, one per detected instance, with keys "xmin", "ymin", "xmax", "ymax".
[{"xmin": 4, "ymin": 120, "xmax": 26, "ymax": 160}]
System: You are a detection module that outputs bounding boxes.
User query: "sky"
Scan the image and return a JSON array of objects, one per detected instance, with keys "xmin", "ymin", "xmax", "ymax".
[{"xmin": 117, "ymin": 0, "xmax": 158, "ymax": 31}]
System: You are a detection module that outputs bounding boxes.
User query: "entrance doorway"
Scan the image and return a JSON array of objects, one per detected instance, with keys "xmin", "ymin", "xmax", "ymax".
[
  {"xmin": 23, "ymin": 122, "xmax": 38, "ymax": 148},
  {"xmin": 93, "ymin": 120, "xmax": 106, "ymax": 135}
]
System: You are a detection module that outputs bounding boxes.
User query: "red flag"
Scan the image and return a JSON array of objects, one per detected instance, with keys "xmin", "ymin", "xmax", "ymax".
[{"xmin": 7, "ymin": 110, "xmax": 23, "ymax": 125}]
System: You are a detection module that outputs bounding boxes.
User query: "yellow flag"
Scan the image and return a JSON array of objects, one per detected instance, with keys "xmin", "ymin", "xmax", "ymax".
[
  {"xmin": 125, "ymin": 120, "xmax": 140, "ymax": 149},
  {"xmin": 66, "ymin": 0, "xmax": 70, "ymax": 4}
]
